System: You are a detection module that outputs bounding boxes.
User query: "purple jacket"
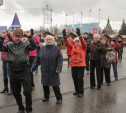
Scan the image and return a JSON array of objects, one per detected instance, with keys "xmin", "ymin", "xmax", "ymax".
[{"xmin": 1, "ymin": 34, "xmax": 14, "ymax": 61}]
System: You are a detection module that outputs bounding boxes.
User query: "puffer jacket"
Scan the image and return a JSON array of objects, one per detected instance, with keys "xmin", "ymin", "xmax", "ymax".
[
  {"xmin": 0, "ymin": 36, "xmax": 37, "ymax": 71},
  {"xmin": 64, "ymin": 37, "xmax": 87, "ymax": 67},
  {"xmin": 111, "ymin": 42, "xmax": 121, "ymax": 62},
  {"xmin": 100, "ymin": 44, "xmax": 111, "ymax": 68},
  {"xmin": 1, "ymin": 33, "xmax": 14, "ymax": 61},
  {"xmin": 29, "ymin": 35, "xmax": 40, "ymax": 56},
  {"xmin": 87, "ymin": 41, "xmax": 102, "ymax": 61}
]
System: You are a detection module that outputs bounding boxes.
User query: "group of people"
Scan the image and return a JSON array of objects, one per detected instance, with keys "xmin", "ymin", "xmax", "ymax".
[
  {"xmin": 0, "ymin": 28, "xmax": 123, "ymax": 113},
  {"xmin": 65, "ymin": 29, "xmax": 122, "ymax": 93}
]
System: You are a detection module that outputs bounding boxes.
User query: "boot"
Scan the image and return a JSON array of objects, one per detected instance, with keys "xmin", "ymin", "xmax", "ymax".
[
  {"xmin": 0, "ymin": 79, "xmax": 9, "ymax": 93},
  {"xmin": 7, "ymin": 81, "xmax": 13, "ymax": 95}
]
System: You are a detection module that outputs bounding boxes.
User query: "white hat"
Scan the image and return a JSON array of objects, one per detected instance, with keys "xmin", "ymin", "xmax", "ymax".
[
  {"xmin": 74, "ymin": 37, "xmax": 80, "ymax": 42},
  {"xmin": 45, "ymin": 35, "xmax": 55, "ymax": 41}
]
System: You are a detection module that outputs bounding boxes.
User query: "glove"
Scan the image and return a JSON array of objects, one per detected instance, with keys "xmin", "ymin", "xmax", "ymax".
[
  {"xmin": 62, "ymin": 29, "xmax": 66, "ymax": 38},
  {"xmin": 75, "ymin": 28, "xmax": 81, "ymax": 36},
  {"xmin": 30, "ymin": 29, "xmax": 34, "ymax": 36}
]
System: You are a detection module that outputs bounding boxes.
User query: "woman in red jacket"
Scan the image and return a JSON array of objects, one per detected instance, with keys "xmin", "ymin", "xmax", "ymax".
[
  {"xmin": 63, "ymin": 28, "xmax": 87, "ymax": 97},
  {"xmin": 110, "ymin": 39, "xmax": 121, "ymax": 80}
]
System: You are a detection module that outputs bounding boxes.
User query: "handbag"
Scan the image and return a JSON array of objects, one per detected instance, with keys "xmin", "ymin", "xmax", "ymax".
[{"xmin": 106, "ymin": 50, "xmax": 116, "ymax": 63}]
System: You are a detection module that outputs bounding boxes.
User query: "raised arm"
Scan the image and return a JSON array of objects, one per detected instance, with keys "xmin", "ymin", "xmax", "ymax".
[
  {"xmin": 114, "ymin": 42, "xmax": 121, "ymax": 50},
  {"xmin": 64, "ymin": 38, "xmax": 73, "ymax": 50},
  {"xmin": 0, "ymin": 31, "xmax": 8, "ymax": 52},
  {"xmin": 25, "ymin": 30, "xmax": 37, "ymax": 51},
  {"xmin": 79, "ymin": 37, "xmax": 87, "ymax": 50}
]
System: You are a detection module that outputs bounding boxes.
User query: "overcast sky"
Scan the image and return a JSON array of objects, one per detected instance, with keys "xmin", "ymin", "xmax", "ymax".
[{"xmin": 0, "ymin": 0, "xmax": 126, "ymax": 30}]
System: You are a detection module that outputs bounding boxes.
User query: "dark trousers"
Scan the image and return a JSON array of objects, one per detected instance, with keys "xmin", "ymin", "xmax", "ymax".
[
  {"xmin": 101, "ymin": 68, "xmax": 111, "ymax": 84},
  {"xmin": 67, "ymin": 55, "xmax": 71, "ymax": 67},
  {"xmin": 90, "ymin": 60, "xmax": 101, "ymax": 88},
  {"xmin": 29, "ymin": 56, "xmax": 35, "ymax": 87},
  {"xmin": 43, "ymin": 85, "xmax": 62, "ymax": 100},
  {"xmin": 86, "ymin": 53, "xmax": 90, "ymax": 71},
  {"xmin": 10, "ymin": 69, "xmax": 32, "ymax": 112},
  {"xmin": 71, "ymin": 67, "xmax": 84, "ymax": 94},
  {"xmin": 118, "ymin": 51, "xmax": 123, "ymax": 60}
]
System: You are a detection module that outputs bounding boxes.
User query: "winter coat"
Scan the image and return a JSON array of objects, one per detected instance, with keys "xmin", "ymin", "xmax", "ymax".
[
  {"xmin": 64, "ymin": 37, "xmax": 87, "ymax": 67},
  {"xmin": 100, "ymin": 44, "xmax": 111, "ymax": 68},
  {"xmin": 84, "ymin": 37, "xmax": 91, "ymax": 48},
  {"xmin": 118, "ymin": 41, "xmax": 123, "ymax": 52},
  {"xmin": 87, "ymin": 41, "xmax": 102, "ymax": 61},
  {"xmin": 0, "ymin": 36, "xmax": 37, "ymax": 71},
  {"xmin": 111, "ymin": 42, "xmax": 121, "ymax": 62},
  {"xmin": 66, "ymin": 41, "xmax": 75, "ymax": 55},
  {"xmin": 29, "ymin": 35, "xmax": 40, "ymax": 57},
  {"xmin": 1, "ymin": 33, "xmax": 14, "ymax": 61},
  {"xmin": 32, "ymin": 45, "xmax": 63, "ymax": 86}
]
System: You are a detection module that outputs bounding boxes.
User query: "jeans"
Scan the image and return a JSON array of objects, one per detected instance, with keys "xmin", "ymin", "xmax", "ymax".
[
  {"xmin": 112, "ymin": 62, "xmax": 118, "ymax": 79},
  {"xmin": 2, "ymin": 61, "xmax": 10, "ymax": 79}
]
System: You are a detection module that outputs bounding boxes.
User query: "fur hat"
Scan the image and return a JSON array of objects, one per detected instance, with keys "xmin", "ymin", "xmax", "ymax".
[
  {"xmin": 93, "ymin": 34, "xmax": 100, "ymax": 39},
  {"xmin": 13, "ymin": 29, "xmax": 23, "ymax": 36}
]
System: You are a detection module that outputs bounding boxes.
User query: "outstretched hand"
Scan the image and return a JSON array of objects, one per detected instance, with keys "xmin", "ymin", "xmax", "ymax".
[{"xmin": 1, "ymin": 30, "xmax": 7, "ymax": 38}]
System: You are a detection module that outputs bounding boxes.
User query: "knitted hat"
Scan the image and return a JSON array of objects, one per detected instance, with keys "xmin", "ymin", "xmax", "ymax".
[
  {"xmin": 73, "ymin": 37, "xmax": 80, "ymax": 42},
  {"xmin": 93, "ymin": 34, "xmax": 100, "ymax": 39},
  {"xmin": 13, "ymin": 29, "xmax": 23, "ymax": 36}
]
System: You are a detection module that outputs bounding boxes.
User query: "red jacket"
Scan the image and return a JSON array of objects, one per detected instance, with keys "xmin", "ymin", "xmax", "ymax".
[
  {"xmin": 111, "ymin": 42, "xmax": 121, "ymax": 62},
  {"xmin": 66, "ymin": 41, "xmax": 75, "ymax": 55},
  {"xmin": 64, "ymin": 37, "xmax": 87, "ymax": 67}
]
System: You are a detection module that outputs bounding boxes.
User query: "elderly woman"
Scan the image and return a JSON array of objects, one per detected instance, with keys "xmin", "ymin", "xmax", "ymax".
[
  {"xmin": 87, "ymin": 34, "xmax": 102, "ymax": 90},
  {"xmin": 63, "ymin": 28, "xmax": 87, "ymax": 97},
  {"xmin": 32, "ymin": 35, "xmax": 63, "ymax": 104},
  {"xmin": 100, "ymin": 37, "xmax": 111, "ymax": 86}
]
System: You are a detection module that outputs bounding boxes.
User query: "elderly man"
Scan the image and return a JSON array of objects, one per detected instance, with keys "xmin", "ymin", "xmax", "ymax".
[{"xmin": 0, "ymin": 29, "xmax": 37, "ymax": 113}]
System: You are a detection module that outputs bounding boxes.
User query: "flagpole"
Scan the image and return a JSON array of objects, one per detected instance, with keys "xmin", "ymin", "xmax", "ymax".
[
  {"xmin": 99, "ymin": 8, "xmax": 101, "ymax": 34},
  {"xmin": 66, "ymin": 13, "xmax": 67, "ymax": 29},
  {"xmin": 73, "ymin": 12, "xmax": 74, "ymax": 32},
  {"xmin": 89, "ymin": 9, "xmax": 91, "ymax": 33},
  {"xmin": 80, "ymin": 11, "xmax": 82, "ymax": 32}
]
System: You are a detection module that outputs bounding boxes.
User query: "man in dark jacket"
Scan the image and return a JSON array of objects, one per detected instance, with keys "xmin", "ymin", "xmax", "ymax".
[
  {"xmin": 84, "ymin": 32, "xmax": 91, "ymax": 74},
  {"xmin": 0, "ymin": 29, "xmax": 37, "ymax": 113}
]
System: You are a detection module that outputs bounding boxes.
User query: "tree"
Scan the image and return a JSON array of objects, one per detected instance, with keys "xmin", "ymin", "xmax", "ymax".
[{"xmin": 119, "ymin": 20, "xmax": 126, "ymax": 35}]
